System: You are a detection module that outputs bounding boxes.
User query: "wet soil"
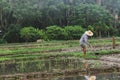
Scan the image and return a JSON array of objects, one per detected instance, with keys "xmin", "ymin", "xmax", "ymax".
[
  {"xmin": 65, "ymin": 47, "xmax": 120, "ymax": 65},
  {"xmin": 1, "ymin": 43, "xmax": 120, "ymax": 79},
  {"xmin": 60, "ymin": 43, "xmax": 120, "ymax": 70}
]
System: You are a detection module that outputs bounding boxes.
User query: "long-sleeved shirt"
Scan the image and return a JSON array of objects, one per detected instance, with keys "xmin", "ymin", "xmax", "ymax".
[{"xmin": 79, "ymin": 33, "xmax": 89, "ymax": 45}]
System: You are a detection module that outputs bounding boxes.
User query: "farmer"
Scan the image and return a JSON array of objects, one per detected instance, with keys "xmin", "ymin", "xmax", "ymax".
[{"xmin": 79, "ymin": 30, "xmax": 93, "ymax": 59}]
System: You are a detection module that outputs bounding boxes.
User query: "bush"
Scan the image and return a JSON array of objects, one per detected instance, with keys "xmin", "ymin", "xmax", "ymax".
[
  {"xmin": 46, "ymin": 25, "xmax": 68, "ymax": 40},
  {"xmin": 0, "ymin": 39, "xmax": 7, "ymax": 44},
  {"xmin": 20, "ymin": 27, "xmax": 41, "ymax": 42},
  {"xmin": 65, "ymin": 25, "xmax": 86, "ymax": 39},
  {"xmin": 3, "ymin": 24, "xmax": 21, "ymax": 43},
  {"xmin": 37, "ymin": 30, "xmax": 48, "ymax": 41}
]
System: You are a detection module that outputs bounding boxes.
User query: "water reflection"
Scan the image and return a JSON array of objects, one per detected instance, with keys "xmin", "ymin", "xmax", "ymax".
[
  {"xmin": 51, "ymin": 73, "xmax": 120, "ymax": 80},
  {"xmin": 83, "ymin": 60, "xmax": 96, "ymax": 80},
  {"xmin": 51, "ymin": 60, "xmax": 120, "ymax": 80},
  {"xmin": 52, "ymin": 60, "xmax": 97, "ymax": 80},
  {"xmin": 0, "ymin": 58, "xmax": 85, "ymax": 75},
  {"xmin": 0, "ymin": 58, "xmax": 120, "ymax": 80}
]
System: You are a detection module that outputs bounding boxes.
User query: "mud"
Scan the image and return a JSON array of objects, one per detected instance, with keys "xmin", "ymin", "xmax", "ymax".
[{"xmin": 1, "ymin": 40, "xmax": 120, "ymax": 79}]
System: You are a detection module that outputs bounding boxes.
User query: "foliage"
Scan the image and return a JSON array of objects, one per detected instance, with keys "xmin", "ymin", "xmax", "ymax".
[
  {"xmin": 3, "ymin": 24, "xmax": 21, "ymax": 43},
  {"xmin": 46, "ymin": 25, "xmax": 68, "ymax": 40},
  {"xmin": 20, "ymin": 27, "xmax": 40, "ymax": 42},
  {"xmin": 0, "ymin": 0, "xmax": 42, "ymax": 31},
  {"xmin": 1, "ymin": 0, "xmax": 120, "ymax": 42},
  {"xmin": 74, "ymin": 4, "xmax": 113, "ymax": 27},
  {"xmin": 0, "ymin": 39, "xmax": 7, "ymax": 44},
  {"xmin": 108, "ymin": 26, "xmax": 119, "ymax": 36},
  {"xmin": 65, "ymin": 25, "xmax": 86, "ymax": 39},
  {"xmin": 72, "ymin": 3, "xmax": 115, "ymax": 37},
  {"xmin": 37, "ymin": 30, "xmax": 48, "ymax": 41}
]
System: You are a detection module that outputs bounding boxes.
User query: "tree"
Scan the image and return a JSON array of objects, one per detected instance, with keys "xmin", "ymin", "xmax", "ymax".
[
  {"xmin": 3, "ymin": 24, "xmax": 21, "ymax": 43},
  {"xmin": 102, "ymin": 0, "xmax": 120, "ymax": 28},
  {"xmin": 72, "ymin": 4, "xmax": 115, "ymax": 37},
  {"xmin": 0, "ymin": 0, "xmax": 42, "ymax": 31},
  {"xmin": 1, "ymin": 0, "xmax": 120, "ymax": 43}
]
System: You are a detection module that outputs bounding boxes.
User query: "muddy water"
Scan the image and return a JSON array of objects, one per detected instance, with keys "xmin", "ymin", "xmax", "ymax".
[
  {"xmin": 0, "ymin": 58, "xmax": 120, "ymax": 80},
  {"xmin": 51, "ymin": 73, "xmax": 120, "ymax": 80},
  {"xmin": 0, "ymin": 58, "xmax": 84, "ymax": 75}
]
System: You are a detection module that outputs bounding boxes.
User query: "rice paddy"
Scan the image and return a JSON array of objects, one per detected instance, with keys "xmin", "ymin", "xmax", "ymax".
[{"xmin": 0, "ymin": 37, "xmax": 120, "ymax": 79}]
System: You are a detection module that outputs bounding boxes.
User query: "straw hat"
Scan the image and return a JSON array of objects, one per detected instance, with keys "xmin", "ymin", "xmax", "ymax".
[
  {"xmin": 85, "ymin": 30, "xmax": 93, "ymax": 36},
  {"xmin": 89, "ymin": 76, "xmax": 96, "ymax": 80},
  {"xmin": 85, "ymin": 75, "xmax": 96, "ymax": 80}
]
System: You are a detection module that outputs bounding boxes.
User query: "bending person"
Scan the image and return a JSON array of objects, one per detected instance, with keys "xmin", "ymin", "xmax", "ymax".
[{"xmin": 80, "ymin": 30, "xmax": 93, "ymax": 59}]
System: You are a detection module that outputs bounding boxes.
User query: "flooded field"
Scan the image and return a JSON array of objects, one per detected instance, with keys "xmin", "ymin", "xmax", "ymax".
[
  {"xmin": 0, "ymin": 38, "xmax": 120, "ymax": 80},
  {"xmin": 51, "ymin": 73, "xmax": 120, "ymax": 80},
  {"xmin": 0, "ymin": 58, "xmax": 86, "ymax": 75},
  {"xmin": 0, "ymin": 57, "xmax": 120, "ymax": 80}
]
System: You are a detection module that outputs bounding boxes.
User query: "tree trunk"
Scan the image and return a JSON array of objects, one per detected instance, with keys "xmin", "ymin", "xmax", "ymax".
[
  {"xmin": 99, "ymin": 31, "xmax": 102, "ymax": 38},
  {"xmin": 0, "ymin": 9, "xmax": 3, "ymax": 29},
  {"xmin": 114, "ymin": 13, "xmax": 118, "ymax": 28},
  {"xmin": 96, "ymin": 0, "xmax": 102, "ymax": 5}
]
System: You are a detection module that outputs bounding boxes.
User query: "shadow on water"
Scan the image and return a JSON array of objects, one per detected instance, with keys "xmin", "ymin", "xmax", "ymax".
[{"xmin": 0, "ymin": 58, "xmax": 120, "ymax": 80}]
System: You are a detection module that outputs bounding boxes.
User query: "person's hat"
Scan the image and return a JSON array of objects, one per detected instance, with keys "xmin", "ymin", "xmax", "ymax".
[
  {"xmin": 85, "ymin": 30, "xmax": 93, "ymax": 36},
  {"xmin": 89, "ymin": 76, "xmax": 96, "ymax": 80},
  {"xmin": 84, "ymin": 75, "xmax": 96, "ymax": 80}
]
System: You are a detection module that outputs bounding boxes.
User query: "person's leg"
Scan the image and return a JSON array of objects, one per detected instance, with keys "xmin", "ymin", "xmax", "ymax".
[
  {"xmin": 83, "ymin": 47, "xmax": 86, "ymax": 59},
  {"xmin": 80, "ymin": 43, "xmax": 87, "ymax": 59}
]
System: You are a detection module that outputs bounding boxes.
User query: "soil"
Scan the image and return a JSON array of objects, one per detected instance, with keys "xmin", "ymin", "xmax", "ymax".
[
  {"xmin": 1, "ymin": 43, "xmax": 120, "ymax": 79},
  {"xmin": 61, "ymin": 45, "xmax": 120, "ymax": 68}
]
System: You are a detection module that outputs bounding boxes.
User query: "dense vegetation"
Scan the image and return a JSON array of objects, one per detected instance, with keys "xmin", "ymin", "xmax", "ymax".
[{"xmin": 0, "ymin": 0, "xmax": 120, "ymax": 43}]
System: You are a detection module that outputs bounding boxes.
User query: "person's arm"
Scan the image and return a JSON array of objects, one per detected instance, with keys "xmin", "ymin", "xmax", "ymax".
[
  {"xmin": 86, "ymin": 41, "xmax": 91, "ymax": 46},
  {"xmin": 84, "ymin": 36, "xmax": 92, "ymax": 47}
]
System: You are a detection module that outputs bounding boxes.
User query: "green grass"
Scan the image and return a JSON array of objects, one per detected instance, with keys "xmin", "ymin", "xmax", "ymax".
[
  {"xmin": 0, "ymin": 45, "xmax": 71, "ymax": 55},
  {"xmin": 0, "ymin": 49, "xmax": 120, "ymax": 63},
  {"xmin": 0, "ymin": 37, "xmax": 120, "ymax": 62}
]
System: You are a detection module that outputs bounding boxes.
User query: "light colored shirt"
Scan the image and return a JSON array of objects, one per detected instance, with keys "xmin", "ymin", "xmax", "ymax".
[{"xmin": 80, "ymin": 33, "xmax": 88, "ymax": 45}]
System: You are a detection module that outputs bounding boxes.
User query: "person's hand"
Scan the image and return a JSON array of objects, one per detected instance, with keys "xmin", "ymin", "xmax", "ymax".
[
  {"xmin": 90, "ymin": 45, "xmax": 96, "ymax": 52},
  {"xmin": 90, "ymin": 45, "xmax": 93, "ymax": 48},
  {"xmin": 88, "ymin": 44, "xmax": 92, "ymax": 48}
]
